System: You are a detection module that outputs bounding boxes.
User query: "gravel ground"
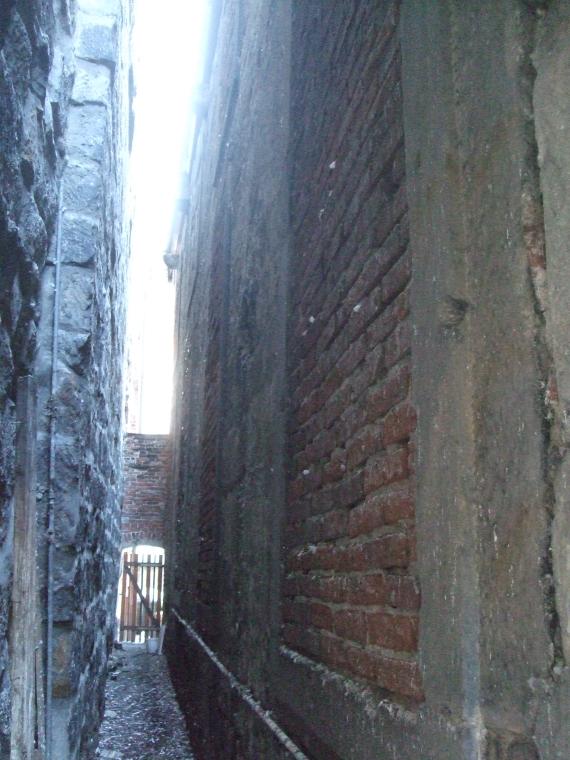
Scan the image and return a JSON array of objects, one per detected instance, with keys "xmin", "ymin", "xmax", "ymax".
[{"xmin": 94, "ymin": 644, "xmax": 194, "ymax": 760}]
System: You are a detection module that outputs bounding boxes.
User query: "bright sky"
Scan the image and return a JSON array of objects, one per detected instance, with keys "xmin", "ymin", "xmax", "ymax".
[{"xmin": 127, "ymin": 0, "xmax": 208, "ymax": 433}]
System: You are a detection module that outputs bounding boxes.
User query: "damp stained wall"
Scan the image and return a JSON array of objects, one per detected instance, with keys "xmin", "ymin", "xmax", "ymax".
[{"xmin": 167, "ymin": 1, "xmax": 570, "ymax": 758}]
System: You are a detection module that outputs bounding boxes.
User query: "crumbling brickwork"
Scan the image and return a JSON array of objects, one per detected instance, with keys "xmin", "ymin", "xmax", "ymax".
[
  {"xmin": 284, "ymin": 0, "xmax": 420, "ymax": 701},
  {"xmin": 122, "ymin": 433, "xmax": 170, "ymax": 547}
]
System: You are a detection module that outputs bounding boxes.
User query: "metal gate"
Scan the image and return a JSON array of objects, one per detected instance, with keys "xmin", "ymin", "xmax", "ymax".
[{"xmin": 119, "ymin": 551, "xmax": 164, "ymax": 642}]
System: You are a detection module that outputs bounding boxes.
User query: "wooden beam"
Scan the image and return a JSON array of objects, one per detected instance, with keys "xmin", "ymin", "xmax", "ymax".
[{"xmin": 10, "ymin": 377, "xmax": 41, "ymax": 759}]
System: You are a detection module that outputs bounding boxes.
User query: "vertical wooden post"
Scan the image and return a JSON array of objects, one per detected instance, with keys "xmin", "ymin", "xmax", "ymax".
[
  {"xmin": 145, "ymin": 555, "xmax": 151, "ymax": 640},
  {"xmin": 138, "ymin": 560, "xmax": 143, "ymax": 640},
  {"xmin": 131, "ymin": 554, "xmax": 139, "ymax": 642},
  {"xmin": 126, "ymin": 554, "xmax": 132, "ymax": 642},
  {"xmin": 152, "ymin": 561, "xmax": 157, "ymax": 628},
  {"xmin": 119, "ymin": 552, "xmax": 127, "ymax": 641},
  {"xmin": 10, "ymin": 377, "xmax": 41, "ymax": 759},
  {"xmin": 157, "ymin": 560, "xmax": 164, "ymax": 625}
]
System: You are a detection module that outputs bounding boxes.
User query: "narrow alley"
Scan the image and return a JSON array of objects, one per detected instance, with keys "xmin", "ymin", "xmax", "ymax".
[
  {"xmin": 3, "ymin": 1, "xmax": 570, "ymax": 759},
  {"xmin": 95, "ymin": 646, "xmax": 194, "ymax": 760}
]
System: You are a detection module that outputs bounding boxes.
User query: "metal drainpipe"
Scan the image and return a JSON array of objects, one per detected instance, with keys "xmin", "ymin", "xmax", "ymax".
[{"xmin": 45, "ymin": 178, "xmax": 64, "ymax": 760}]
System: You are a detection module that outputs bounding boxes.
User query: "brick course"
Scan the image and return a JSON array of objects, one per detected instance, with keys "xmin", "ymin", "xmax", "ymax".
[
  {"xmin": 284, "ymin": 0, "xmax": 421, "ymax": 701},
  {"xmin": 122, "ymin": 434, "xmax": 171, "ymax": 548}
]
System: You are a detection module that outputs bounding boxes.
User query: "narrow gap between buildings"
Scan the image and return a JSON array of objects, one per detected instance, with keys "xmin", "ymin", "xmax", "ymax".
[{"xmin": 96, "ymin": 1, "xmax": 207, "ymax": 757}]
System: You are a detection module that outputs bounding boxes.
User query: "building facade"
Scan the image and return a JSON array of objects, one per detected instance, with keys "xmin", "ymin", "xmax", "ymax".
[
  {"xmin": 166, "ymin": 1, "xmax": 570, "ymax": 758},
  {"xmin": 0, "ymin": 0, "xmax": 131, "ymax": 756}
]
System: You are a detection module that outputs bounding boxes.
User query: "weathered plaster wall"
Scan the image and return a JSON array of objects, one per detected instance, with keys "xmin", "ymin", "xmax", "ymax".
[
  {"xmin": 401, "ymin": 1, "xmax": 566, "ymax": 758},
  {"xmin": 122, "ymin": 433, "xmax": 170, "ymax": 548}
]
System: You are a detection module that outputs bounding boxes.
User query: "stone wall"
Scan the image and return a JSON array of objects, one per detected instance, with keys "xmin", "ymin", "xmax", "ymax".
[
  {"xmin": 0, "ymin": 2, "xmax": 68, "ymax": 754},
  {"xmin": 36, "ymin": 1, "xmax": 131, "ymax": 756},
  {"xmin": 122, "ymin": 434, "xmax": 170, "ymax": 548},
  {"xmin": 0, "ymin": 0, "xmax": 130, "ymax": 757}
]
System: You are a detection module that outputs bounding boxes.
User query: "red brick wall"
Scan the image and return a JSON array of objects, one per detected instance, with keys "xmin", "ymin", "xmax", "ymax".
[
  {"xmin": 284, "ymin": 0, "xmax": 421, "ymax": 701},
  {"xmin": 122, "ymin": 434, "xmax": 171, "ymax": 547}
]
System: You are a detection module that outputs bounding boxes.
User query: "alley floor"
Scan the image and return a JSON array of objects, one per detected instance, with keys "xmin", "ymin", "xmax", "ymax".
[{"xmin": 95, "ymin": 644, "xmax": 194, "ymax": 760}]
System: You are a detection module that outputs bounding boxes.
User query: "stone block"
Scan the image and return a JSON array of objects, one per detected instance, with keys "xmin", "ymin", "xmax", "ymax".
[
  {"xmin": 53, "ymin": 585, "xmax": 77, "ymax": 622},
  {"xmin": 18, "ymin": 195, "xmax": 48, "ymax": 269},
  {"xmin": 59, "ymin": 328, "xmax": 91, "ymax": 375},
  {"xmin": 53, "ymin": 369, "xmax": 88, "ymax": 438},
  {"xmin": 0, "ymin": 326, "xmax": 14, "ymax": 400},
  {"xmin": 52, "ymin": 626, "xmax": 78, "ymax": 698},
  {"xmin": 53, "ymin": 547, "xmax": 79, "ymax": 622},
  {"xmin": 61, "ymin": 212, "xmax": 101, "ymax": 266},
  {"xmin": 77, "ymin": 0, "xmax": 121, "ymax": 17},
  {"xmin": 53, "ymin": 440, "xmax": 82, "ymax": 543},
  {"xmin": 3, "ymin": 11, "xmax": 32, "ymax": 100},
  {"xmin": 71, "ymin": 60, "xmax": 111, "ymax": 106},
  {"xmin": 0, "ymin": 403, "xmax": 15, "ymax": 516},
  {"xmin": 0, "ymin": 656, "xmax": 10, "ymax": 756},
  {"xmin": 58, "ymin": 264, "xmax": 94, "ymax": 332},
  {"xmin": 66, "ymin": 105, "xmax": 108, "ymax": 164},
  {"xmin": 8, "ymin": 273, "xmax": 22, "ymax": 333},
  {"xmin": 62, "ymin": 161, "xmax": 104, "ymax": 215},
  {"xmin": 76, "ymin": 12, "xmax": 117, "ymax": 65}
]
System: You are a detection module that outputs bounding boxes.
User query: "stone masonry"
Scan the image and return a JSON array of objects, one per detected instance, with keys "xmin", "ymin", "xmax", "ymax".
[
  {"xmin": 0, "ymin": 1, "xmax": 61, "ymax": 751},
  {"xmin": 0, "ymin": 0, "xmax": 130, "ymax": 758}
]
